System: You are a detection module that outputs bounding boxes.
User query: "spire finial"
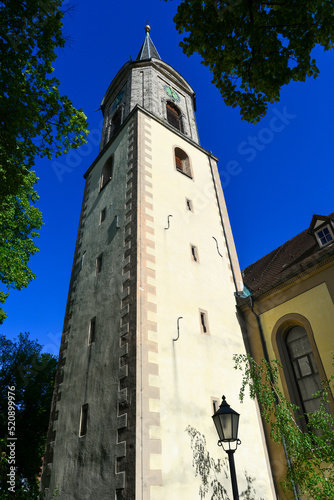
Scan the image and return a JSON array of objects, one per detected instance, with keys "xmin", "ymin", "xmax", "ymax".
[{"xmin": 136, "ymin": 23, "xmax": 161, "ymax": 61}]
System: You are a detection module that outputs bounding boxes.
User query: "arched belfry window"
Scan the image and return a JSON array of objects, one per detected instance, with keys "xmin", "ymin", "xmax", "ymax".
[
  {"xmin": 166, "ymin": 101, "xmax": 182, "ymax": 131},
  {"xmin": 100, "ymin": 156, "xmax": 113, "ymax": 190},
  {"xmin": 104, "ymin": 105, "xmax": 123, "ymax": 146},
  {"xmin": 285, "ymin": 325, "xmax": 323, "ymax": 416},
  {"xmin": 112, "ymin": 107, "xmax": 122, "ymax": 135},
  {"xmin": 175, "ymin": 148, "xmax": 192, "ymax": 178}
]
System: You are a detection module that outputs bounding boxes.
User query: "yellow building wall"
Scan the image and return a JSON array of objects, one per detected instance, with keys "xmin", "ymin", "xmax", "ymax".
[
  {"xmin": 241, "ymin": 264, "xmax": 334, "ymax": 498},
  {"xmin": 260, "ymin": 282, "xmax": 334, "ymax": 382}
]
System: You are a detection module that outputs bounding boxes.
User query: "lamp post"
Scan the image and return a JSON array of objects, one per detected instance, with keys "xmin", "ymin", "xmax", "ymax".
[{"xmin": 212, "ymin": 395, "xmax": 241, "ymax": 500}]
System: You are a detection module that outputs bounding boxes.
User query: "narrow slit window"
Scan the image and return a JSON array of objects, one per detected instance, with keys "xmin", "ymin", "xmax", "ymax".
[
  {"xmin": 191, "ymin": 245, "xmax": 199, "ymax": 262},
  {"xmin": 79, "ymin": 404, "xmax": 88, "ymax": 436},
  {"xmin": 100, "ymin": 208, "xmax": 106, "ymax": 224},
  {"xmin": 80, "ymin": 251, "xmax": 86, "ymax": 271},
  {"xmin": 186, "ymin": 199, "xmax": 193, "ymax": 212},
  {"xmin": 112, "ymin": 107, "xmax": 122, "ymax": 135},
  {"xmin": 201, "ymin": 313, "xmax": 207, "ymax": 333},
  {"xmin": 199, "ymin": 310, "xmax": 209, "ymax": 334},
  {"xmin": 96, "ymin": 255, "xmax": 102, "ymax": 275},
  {"xmin": 88, "ymin": 317, "xmax": 96, "ymax": 345}
]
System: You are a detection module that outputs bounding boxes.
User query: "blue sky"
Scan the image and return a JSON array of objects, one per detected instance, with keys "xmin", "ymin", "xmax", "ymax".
[{"xmin": 3, "ymin": 0, "xmax": 334, "ymax": 354}]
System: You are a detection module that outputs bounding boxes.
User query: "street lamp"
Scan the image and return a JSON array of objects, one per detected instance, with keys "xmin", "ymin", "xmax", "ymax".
[{"xmin": 212, "ymin": 395, "xmax": 241, "ymax": 500}]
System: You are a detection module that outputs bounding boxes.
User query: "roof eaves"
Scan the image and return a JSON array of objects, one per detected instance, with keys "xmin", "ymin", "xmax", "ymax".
[{"xmin": 247, "ymin": 243, "xmax": 334, "ymax": 299}]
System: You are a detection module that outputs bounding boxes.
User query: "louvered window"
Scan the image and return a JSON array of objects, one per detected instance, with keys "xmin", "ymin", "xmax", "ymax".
[
  {"xmin": 174, "ymin": 148, "xmax": 192, "ymax": 178},
  {"xmin": 166, "ymin": 102, "xmax": 182, "ymax": 131},
  {"xmin": 175, "ymin": 155, "xmax": 183, "ymax": 171}
]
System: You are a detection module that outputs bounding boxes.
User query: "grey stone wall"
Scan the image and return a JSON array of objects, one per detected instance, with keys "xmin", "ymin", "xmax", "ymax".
[
  {"xmin": 42, "ymin": 119, "xmax": 137, "ymax": 499},
  {"xmin": 100, "ymin": 59, "xmax": 199, "ymax": 152}
]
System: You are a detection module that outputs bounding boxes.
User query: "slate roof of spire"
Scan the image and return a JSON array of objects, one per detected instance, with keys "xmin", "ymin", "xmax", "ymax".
[{"xmin": 136, "ymin": 25, "xmax": 161, "ymax": 61}]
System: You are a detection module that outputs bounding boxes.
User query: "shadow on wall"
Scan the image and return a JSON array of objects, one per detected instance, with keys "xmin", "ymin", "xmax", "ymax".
[
  {"xmin": 186, "ymin": 426, "xmax": 264, "ymax": 500},
  {"xmin": 107, "ymin": 215, "xmax": 120, "ymax": 245}
]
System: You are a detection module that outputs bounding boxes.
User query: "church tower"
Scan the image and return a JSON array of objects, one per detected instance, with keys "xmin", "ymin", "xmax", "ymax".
[{"xmin": 41, "ymin": 26, "xmax": 276, "ymax": 500}]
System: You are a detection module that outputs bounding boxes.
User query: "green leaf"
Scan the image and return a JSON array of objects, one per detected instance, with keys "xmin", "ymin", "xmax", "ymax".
[
  {"xmin": 233, "ymin": 354, "xmax": 334, "ymax": 499},
  {"xmin": 172, "ymin": 0, "xmax": 334, "ymax": 122}
]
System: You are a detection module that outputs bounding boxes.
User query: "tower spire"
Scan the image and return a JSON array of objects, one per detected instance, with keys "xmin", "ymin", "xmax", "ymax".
[{"xmin": 136, "ymin": 23, "xmax": 161, "ymax": 61}]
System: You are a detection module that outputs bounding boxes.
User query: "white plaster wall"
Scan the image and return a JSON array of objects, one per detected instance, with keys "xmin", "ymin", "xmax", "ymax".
[{"xmin": 141, "ymin": 118, "xmax": 276, "ymax": 499}]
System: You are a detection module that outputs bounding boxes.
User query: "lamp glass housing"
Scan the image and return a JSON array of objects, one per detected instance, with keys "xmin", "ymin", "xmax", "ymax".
[{"xmin": 212, "ymin": 396, "xmax": 240, "ymax": 442}]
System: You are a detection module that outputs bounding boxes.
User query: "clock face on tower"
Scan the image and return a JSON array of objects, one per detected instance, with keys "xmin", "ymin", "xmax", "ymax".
[
  {"xmin": 163, "ymin": 85, "xmax": 180, "ymax": 103},
  {"xmin": 112, "ymin": 90, "xmax": 124, "ymax": 111}
]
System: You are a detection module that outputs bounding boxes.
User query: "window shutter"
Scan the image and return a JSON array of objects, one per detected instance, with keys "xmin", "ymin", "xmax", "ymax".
[
  {"xmin": 167, "ymin": 103, "xmax": 182, "ymax": 131},
  {"xmin": 175, "ymin": 155, "xmax": 183, "ymax": 171}
]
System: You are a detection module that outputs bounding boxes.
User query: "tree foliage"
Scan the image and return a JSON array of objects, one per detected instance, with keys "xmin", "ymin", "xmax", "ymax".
[
  {"xmin": 0, "ymin": 0, "xmax": 89, "ymax": 199},
  {"xmin": 0, "ymin": 1, "xmax": 89, "ymax": 319},
  {"xmin": 0, "ymin": 171, "xmax": 43, "ymax": 323},
  {"xmin": 0, "ymin": 333, "xmax": 58, "ymax": 497},
  {"xmin": 234, "ymin": 354, "xmax": 334, "ymax": 499},
  {"xmin": 171, "ymin": 0, "xmax": 334, "ymax": 122}
]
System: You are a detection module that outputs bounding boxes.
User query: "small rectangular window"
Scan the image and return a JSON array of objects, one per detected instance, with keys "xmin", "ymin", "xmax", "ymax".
[
  {"xmin": 96, "ymin": 255, "xmax": 102, "ymax": 275},
  {"xmin": 191, "ymin": 245, "xmax": 199, "ymax": 262},
  {"xmin": 316, "ymin": 226, "xmax": 333, "ymax": 246},
  {"xmin": 100, "ymin": 156, "xmax": 113, "ymax": 190},
  {"xmin": 80, "ymin": 251, "xmax": 86, "ymax": 271},
  {"xmin": 186, "ymin": 198, "xmax": 193, "ymax": 212},
  {"xmin": 116, "ymin": 490, "xmax": 124, "ymax": 500},
  {"xmin": 100, "ymin": 208, "xmax": 106, "ymax": 224},
  {"xmin": 200, "ymin": 313, "xmax": 207, "ymax": 333},
  {"xmin": 79, "ymin": 404, "xmax": 88, "ymax": 436},
  {"xmin": 199, "ymin": 309, "xmax": 209, "ymax": 335},
  {"xmin": 88, "ymin": 317, "xmax": 96, "ymax": 345}
]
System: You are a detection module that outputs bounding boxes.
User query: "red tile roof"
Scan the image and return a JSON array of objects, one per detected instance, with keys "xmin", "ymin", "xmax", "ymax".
[{"xmin": 242, "ymin": 213, "xmax": 334, "ymax": 296}]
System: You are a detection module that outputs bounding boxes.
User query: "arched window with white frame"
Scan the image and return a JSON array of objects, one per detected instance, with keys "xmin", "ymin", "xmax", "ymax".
[{"xmin": 174, "ymin": 147, "xmax": 192, "ymax": 178}]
